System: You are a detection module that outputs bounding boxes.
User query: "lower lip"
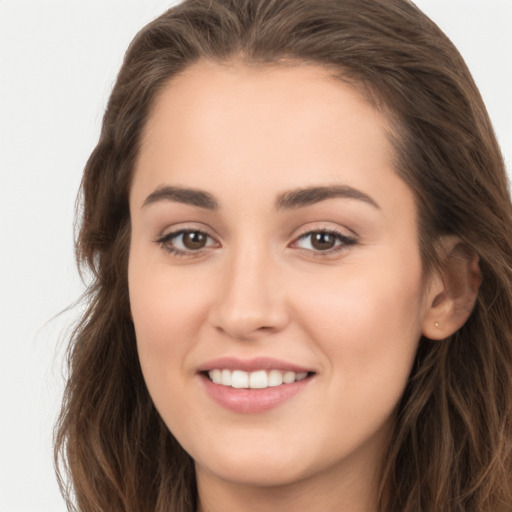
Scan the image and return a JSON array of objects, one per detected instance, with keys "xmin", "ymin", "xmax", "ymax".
[{"xmin": 200, "ymin": 374, "xmax": 313, "ymax": 414}]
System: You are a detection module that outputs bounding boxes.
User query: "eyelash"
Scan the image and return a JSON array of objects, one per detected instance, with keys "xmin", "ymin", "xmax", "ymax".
[
  {"xmin": 156, "ymin": 229, "xmax": 217, "ymax": 257},
  {"xmin": 293, "ymin": 229, "xmax": 357, "ymax": 255},
  {"xmin": 155, "ymin": 228, "xmax": 357, "ymax": 257}
]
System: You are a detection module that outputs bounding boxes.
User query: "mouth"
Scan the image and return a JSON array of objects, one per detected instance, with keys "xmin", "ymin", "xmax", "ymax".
[
  {"xmin": 197, "ymin": 357, "xmax": 316, "ymax": 413},
  {"xmin": 197, "ymin": 357, "xmax": 316, "ymax": 412},
  {"xmin": 204, "ymin": 368, "xmax": 314, "ymax": 389}
]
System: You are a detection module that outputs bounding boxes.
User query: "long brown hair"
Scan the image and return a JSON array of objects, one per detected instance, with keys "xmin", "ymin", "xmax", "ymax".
[{"xmin": 54, "ymin": 1, "xmax": 512, "ymax": 510}]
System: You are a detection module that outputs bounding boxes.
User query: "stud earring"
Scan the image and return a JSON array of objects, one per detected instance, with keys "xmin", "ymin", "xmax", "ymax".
[{"xmin": 435, "ymin": 321, "xmax": 440, "ymax": 328}]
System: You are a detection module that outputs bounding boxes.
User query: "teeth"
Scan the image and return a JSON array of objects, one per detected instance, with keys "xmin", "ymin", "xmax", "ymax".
[
  {"xmin": 221, "ymin": 369, "xmax": 231, "ymax": 386},
  {"xmin": 232, "ymin": 370, "xmax": 249, "ymax": 388},
  {"xmin": 210, "ymin": 369, "xmax": 222, "ymax": 384},
  {"xmin": 283, "ymin": 371, "xmax": 296, "ymax": 384},
  {"xmin": 207, "ymin": 369, "xmax": 309, "ymax": 389},
  {"xmin": 268, "ymin": 369, "xmax": 283, "ymax": 387},
  {"xmin": 249, "ymin": 370, "xmax": 268, "ymax": 389}
]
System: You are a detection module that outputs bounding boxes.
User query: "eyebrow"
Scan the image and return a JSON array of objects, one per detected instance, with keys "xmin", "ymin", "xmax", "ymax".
[
  {"xmin": 275, "ymin": 185, "xmax": 380, "ymax": 210},
  {"xmin": 141, "ymin": 184, "xmax": 379, "ymax": 211},
  {"xmin": 142, "ymin": 185, "xmax": 218, "ymax": 210}
]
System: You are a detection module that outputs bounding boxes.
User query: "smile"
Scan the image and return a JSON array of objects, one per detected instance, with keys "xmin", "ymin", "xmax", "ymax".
[
  {"xmin": 208, "ymin": 369, "xmax": 309, "ymax": 389},
  {"xmin": 198, "ymin": 358, "xmax": 315, "ymax": 413}
]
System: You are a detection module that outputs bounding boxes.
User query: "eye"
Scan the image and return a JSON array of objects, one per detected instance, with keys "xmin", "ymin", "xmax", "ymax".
[
  {"xmin": 293, "ymin": 229, "xmax": 357, "ymax": 253},
  {"xmin": 156, "ymin": 229, "xmax": 218, "ymax": 255}
]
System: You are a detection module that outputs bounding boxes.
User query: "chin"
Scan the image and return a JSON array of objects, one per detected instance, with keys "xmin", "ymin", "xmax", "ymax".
[
  {"xmin": 194, "ymin": 445, "xmax": 312, "ymax": 487},
  {"xmin": 203, "ymin": 463, "xmax": 307, "ymax": 488}
]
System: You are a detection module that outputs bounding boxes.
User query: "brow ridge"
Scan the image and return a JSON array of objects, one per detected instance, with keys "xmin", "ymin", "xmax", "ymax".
[
  {"xmin": 142, "ymin": 185, "xmax": 218, "ymax": 210},
  {"xmin": 276, "ymin": 185, "xmax": 380, "ymax": 210}
]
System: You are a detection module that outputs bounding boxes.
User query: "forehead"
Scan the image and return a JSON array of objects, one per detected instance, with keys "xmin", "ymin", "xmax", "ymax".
[
  {"xmin": 135, "ymin": 61, "xmax": 395, "ymax": 189},
  {"xmin": 141, "ymin": 60, "xmax": 390, "ymax": 146}
]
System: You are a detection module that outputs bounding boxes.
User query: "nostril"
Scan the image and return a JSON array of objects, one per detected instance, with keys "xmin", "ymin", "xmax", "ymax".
[{"xmin": 213, "ymin": 320, "xmax": 282, "ymax": 340}]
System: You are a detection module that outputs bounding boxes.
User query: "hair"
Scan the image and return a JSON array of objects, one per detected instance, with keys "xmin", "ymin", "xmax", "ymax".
[{"xmin": 54, "ymin": 0, "xmax": 512, "ymax": 510}]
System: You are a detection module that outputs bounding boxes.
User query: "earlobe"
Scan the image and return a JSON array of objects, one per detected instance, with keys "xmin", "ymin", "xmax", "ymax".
[{"xmin": 422, "ymin": 238, "xmax": 482, "ymax": 341}]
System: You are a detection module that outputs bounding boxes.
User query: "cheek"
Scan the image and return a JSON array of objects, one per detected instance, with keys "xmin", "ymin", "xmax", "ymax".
[
  {"xmin": 299, "ymin": 254, "xmax": 423, "ymax": 326},
  {"xmin": 128, "ymin": 258, "xmax": 215, "ymax": 437},
  {"xmin": 294, "ymin": 253, "xmax": 425, "ymax": 393},
  {"xmin": 294, "ymin": 265, "xmax": 425, "ymax": 455},
  {"xmin": 128, "ymin": 251, "xmax": 210, "ymax": 379}
]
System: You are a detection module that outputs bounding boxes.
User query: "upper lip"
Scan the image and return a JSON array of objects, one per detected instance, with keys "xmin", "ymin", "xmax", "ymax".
[{"xmin": 197, "ymin": 356, "xmax": 314, "ymax": 374}]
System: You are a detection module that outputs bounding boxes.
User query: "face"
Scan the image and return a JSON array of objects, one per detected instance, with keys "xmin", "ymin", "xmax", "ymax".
[{"xmin": 128, "ymin": 61, "xmax": 432, "ymax": 495}]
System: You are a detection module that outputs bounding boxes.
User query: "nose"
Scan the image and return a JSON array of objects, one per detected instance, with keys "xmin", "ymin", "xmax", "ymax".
[{"xmin": 208, "ymin": 245, "xmax": 289, "ymax": 340}]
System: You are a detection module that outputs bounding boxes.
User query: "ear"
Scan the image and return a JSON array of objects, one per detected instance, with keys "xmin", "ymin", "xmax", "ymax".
[{"xmin": 422, "ymin": 237, "xmax": 482, "ymax": 340}]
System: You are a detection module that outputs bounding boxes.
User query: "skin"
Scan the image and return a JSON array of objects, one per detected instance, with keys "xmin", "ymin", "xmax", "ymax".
[{"xmin": 128, "ymin": 61, "xmax": 457, "ymax": 512}]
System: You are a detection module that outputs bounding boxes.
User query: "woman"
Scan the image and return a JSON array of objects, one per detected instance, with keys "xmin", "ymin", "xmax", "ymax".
[{"xmin": 54, "ymin": 0, "xmax": 512, "ymax": 511}]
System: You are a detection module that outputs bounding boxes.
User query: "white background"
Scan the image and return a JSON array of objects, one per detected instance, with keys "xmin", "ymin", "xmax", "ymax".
[{"xmin": 0, "ymin": 1, "xmax": 511, "ymax": 511}]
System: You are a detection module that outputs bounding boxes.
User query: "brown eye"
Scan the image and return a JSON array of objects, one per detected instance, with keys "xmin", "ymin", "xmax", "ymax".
[
  {"xmin": 293, "ymin": 230, "xmax": 357, "ymax": 253},
  {"xmin": 157, "ymin": 229, "xmax": 217, "ymax": 255},
  {"xmin": 182, "ymin": 231, "xmax": 207, "ymax": 250},
  {"xmin": 310, "ymin": 232, "xmax": 337, "ymax": 251}
]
